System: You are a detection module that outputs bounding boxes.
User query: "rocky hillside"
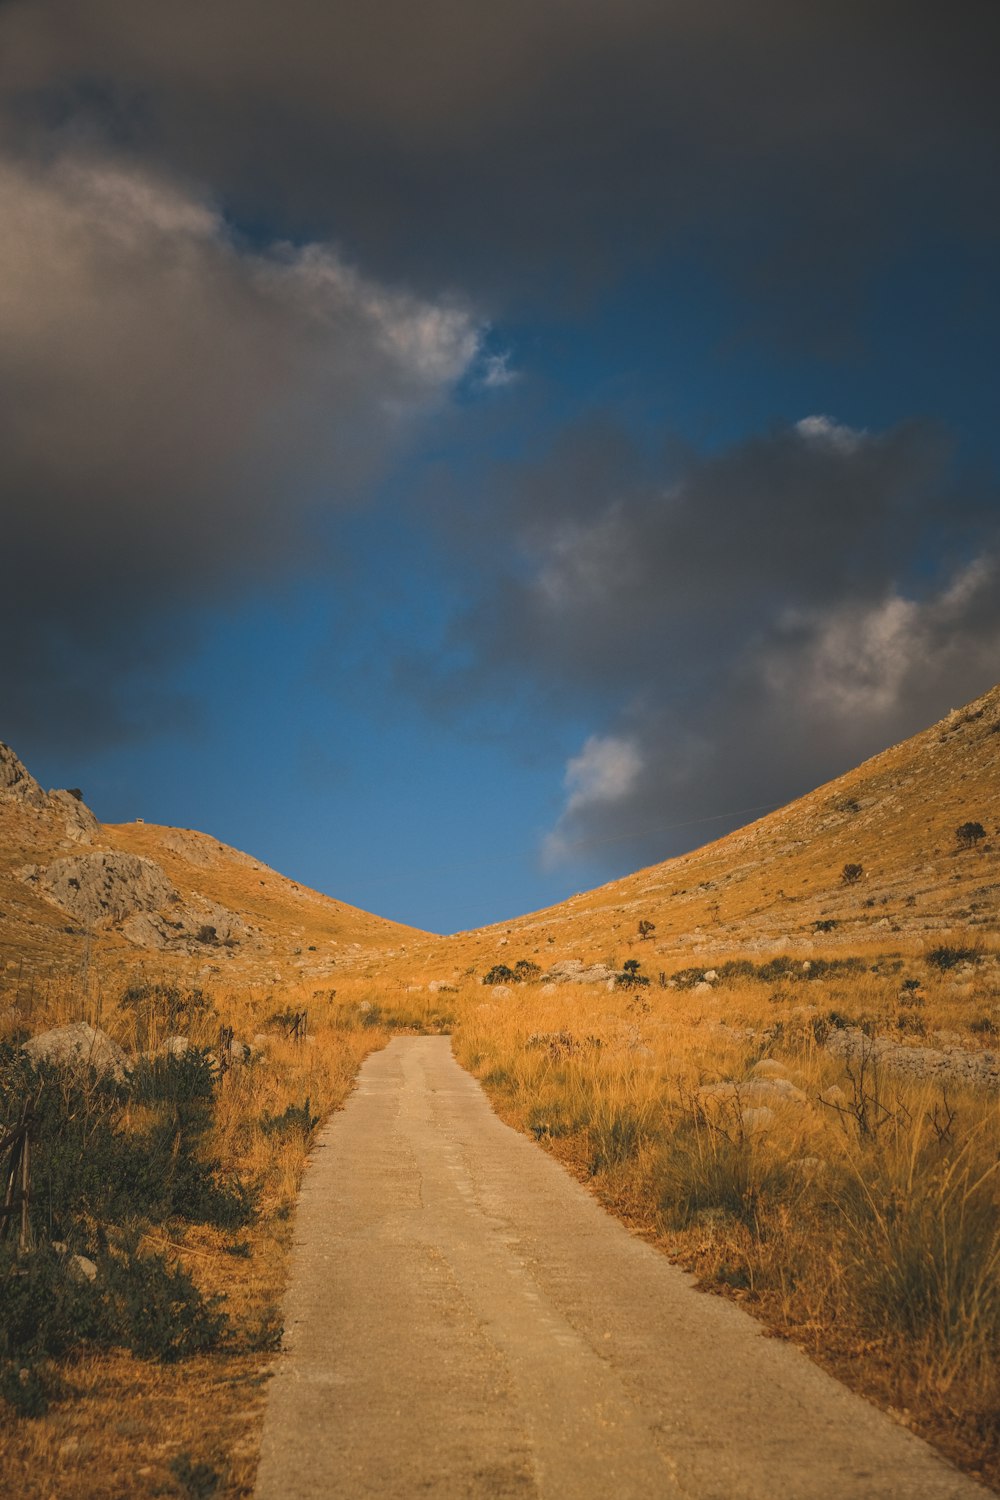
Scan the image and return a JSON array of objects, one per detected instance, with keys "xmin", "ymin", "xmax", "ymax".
[
  {"xmin": 403, "ymin": 684, "xmax": 1000, "ymax": 977},
  {"xmin": 5, "ymin": 683, "xmax": 999, "ymax": 994},
  {"xmin": 0, "ymin": 742, "xmax": 424, "ymax": 989}
]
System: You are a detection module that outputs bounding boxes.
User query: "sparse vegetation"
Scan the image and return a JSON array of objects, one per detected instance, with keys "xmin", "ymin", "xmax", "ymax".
[
  {"xmin": 615, "ymin": 958, "xmax": 649, "ymax": 989},
  {"xmin": 0, "ymin": 968, "xmax": 391, "ymax": 1494},
  {"xmin": 482, "ymin": 963, "xmax": 516, "ymax": 985},
  {"xmin": 447, "ymin": 952, "xmax": 1000, "ymax": 1489},
  {"xmin": 483, "ymin": 959, "xmax": 540, "ymax": 985},
  {"xmin": 956, "ymin": 820, "xmax": 987, "ymax": 849},
  {"xmin": 842, "ymin": 862, "xmax": 864, "ymax": 885}
]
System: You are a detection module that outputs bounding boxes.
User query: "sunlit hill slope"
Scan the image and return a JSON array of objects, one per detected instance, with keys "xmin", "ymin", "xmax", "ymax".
[
  {"xmin": 405, "ymin": 683, "xmax": 1000, "ymax": 978},
  {"xmin": 0, "ymin": 741, "xmax": 424, "ymax": 990}
]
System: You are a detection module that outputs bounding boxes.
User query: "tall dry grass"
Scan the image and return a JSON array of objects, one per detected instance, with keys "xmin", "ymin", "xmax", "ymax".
[
  {"xmin": 0, "ymin": 964, "xmax": 399, "ymax": 1498},
  {"xmin": 445, "ymin": 955, "xmax": 1000, "ymax": 1485}
]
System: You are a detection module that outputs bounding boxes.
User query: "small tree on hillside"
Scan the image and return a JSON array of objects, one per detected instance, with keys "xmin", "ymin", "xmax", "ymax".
[
  {"xmin": 616, "ymin": 958, "xmax": 650, "ymax": 989},
  {"xmin": 637, "ymin": 919, "xmax": 656, "ymax": 941},
  {"xmin": 956, "ymin": 820, "xmax": 987, "ymax": 849},
  {"xmin": 841, "ymin": 863, "xmax": 864, "ymax": 886}
]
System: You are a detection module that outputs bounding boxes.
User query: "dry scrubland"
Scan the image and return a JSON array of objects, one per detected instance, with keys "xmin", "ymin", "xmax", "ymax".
[
  {"xmin": 443, "ymin": 943, "xmax": 1000, "ymax": 1489},
  {"xmin": 0, "ymin": 972, "xmax": 403, "ymax": 1499},
  {"xmin": 5, "ymin": 952, "xmax": 1000, "ymax": 1495},
  {"xmin": 2, "ymin": 687, "xmax": 1000, "ymax": 1495}
]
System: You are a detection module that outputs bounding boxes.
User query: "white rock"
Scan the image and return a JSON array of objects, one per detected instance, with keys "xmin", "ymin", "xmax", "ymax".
[
  {"xmin": 24, "ymin": 1022, "xmax": 128, "ymax": 1082},
  {"xmin": 750, "ymin": 1059, "xmax": 787, "ymax": 1079},
  {"xmin": 67, "ymin": 1254, "xmax": 98, "ymax": 1284},
  {"xmin": 157, "ymin": 1034, "xmax": 190, "ymax": 1059}
]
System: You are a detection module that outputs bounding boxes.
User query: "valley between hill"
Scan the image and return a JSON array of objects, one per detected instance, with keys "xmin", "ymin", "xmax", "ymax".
[{"xmin": 2, "ymin": 685, "xmax": 999, "ymax": 1496}]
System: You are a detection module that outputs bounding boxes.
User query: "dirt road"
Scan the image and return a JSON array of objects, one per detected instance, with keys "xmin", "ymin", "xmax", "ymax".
[{"xmin": 254, "ymin": 1036, "xmax": 984, "ymax": 1499}]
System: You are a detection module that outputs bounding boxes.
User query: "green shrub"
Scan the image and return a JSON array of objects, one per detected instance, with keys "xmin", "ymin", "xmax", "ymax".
[
  {"xmin": 0, "ymin": 1045, "xmax": 253, "ymax": 1243},
  {"xmin": 615, "ymin": 959, "xmax": 649, "ymax": 989},
  {"xmin": 170, "ymin": 1454, "xmax": 221, "ymax": 1500},
  {"xmin": 1, "ymin": 1238, "xmax": 228, "ymax": 1415},
  {"xmin": 483, "ymin": 964, "xmax": 516, "ymax": 985},
  {"xmin": 927, "ymin": 945, "xmax": 982, "ymax": 971}
]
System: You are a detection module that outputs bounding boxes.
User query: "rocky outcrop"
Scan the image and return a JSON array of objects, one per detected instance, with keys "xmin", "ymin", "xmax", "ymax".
[
  {"xmin": 0, "ymin": 741, "xmax": 48, "ymax": 809},
  {"xmin": 119, "ymin": 895, "xmax": 261, "ymax": 952},
  {"xmin": 825, "ymin": 1028, "xmax": 1000, "ymax": 1091},
  {"xmin": 1, "ymin": 740, "xmax": 99, "ymax": 844},
  {"xmin": 23, "ymin": 851, "xmax": 177, "ymax": 926},
  {"xmin": 17, "ymin": 850, "xmax": 262, "ymax": 953},
  {"xmin": 544, "ymin": 958, "xmax": 617, "ymax": 985},
  {"xmin": 48, "ymin": 788, "xmax": 101, "ymax": 844}
]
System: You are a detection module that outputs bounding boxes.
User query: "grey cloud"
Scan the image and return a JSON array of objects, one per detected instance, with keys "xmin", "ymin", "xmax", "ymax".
[
  {"xmin": 0, "ymin": 2, "xmax": 997, "ymax": 318},
  {"xmin": 439, "ymin": 416, "xmax": 982, "ymax": 696},
  {"xmin": 546, "ymin": 556, "xmax": 1000, "ymax": 870},
  {"xmin": 407, "ymin": 415, "xmax": 1000, "ymax": 869},
  {"xmin": 0, "ymin": 147, "xmax": 482, "ymax": 748}
]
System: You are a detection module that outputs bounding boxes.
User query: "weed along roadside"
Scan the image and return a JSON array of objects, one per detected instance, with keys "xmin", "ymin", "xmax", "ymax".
[
  {"xmin": 0, "ymin": 971, "xmax": 395, "ymax": 1499},
  {"xmin": 443, "ymin": 949, "xmax": 1000, "ymax": 1492}
]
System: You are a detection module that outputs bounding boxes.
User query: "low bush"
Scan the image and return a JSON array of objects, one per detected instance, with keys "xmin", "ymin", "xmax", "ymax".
[
  {"xmin": 615, "ymin": 959, "xmax": 649, "ymax": 989},
  {"xmin": 658, "ymin": 1115, "xmax": 797, "ymax": 1235},
  {"xmin": 0, "ymin": 1237, "xmax": 228, "ymax": 1413},
  {"xmin": 482, "ymin": 964, "xmax": 516, "ymax": 986},
  {"xmin": 260, "ymin": 1098, "xmax": 320, "ymax": 1138},
  {"xmin": 0, "ymin": 1047, "xmax": 254, "ymax": 1238}
]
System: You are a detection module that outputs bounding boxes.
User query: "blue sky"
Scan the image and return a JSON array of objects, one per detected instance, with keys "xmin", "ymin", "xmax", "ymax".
[{"xmin": 3, "ymin": 4, "xmax": 999, "ymax": 932}]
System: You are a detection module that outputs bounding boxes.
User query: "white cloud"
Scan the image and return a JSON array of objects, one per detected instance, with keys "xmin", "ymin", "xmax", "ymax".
[
  {"xmin": 764, "ymin": 556, "xmax": 1000, "ymax": 720},
  {"xmin": 544, "ymin": 733, "xmax": 642, "ymax": 864},
  {"xmin": 795, "ymin": 414, "xmax": 866, "ymax": 453}
]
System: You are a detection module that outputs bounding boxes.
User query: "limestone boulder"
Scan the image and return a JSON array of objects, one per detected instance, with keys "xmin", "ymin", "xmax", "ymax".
[{"xmin": 24, "ymin": 1022, "xmax": 129, "ymax": 1082}]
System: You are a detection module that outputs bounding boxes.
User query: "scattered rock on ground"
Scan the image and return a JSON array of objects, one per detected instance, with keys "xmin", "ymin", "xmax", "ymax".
[
  {"xmin": 699, "ymin": 1077, "xmax": 807, "ymax": 1107},
  {"xmin": 545, "ymin": 958, "xmax": 617, "ymax": 985},
  {"xmin": 24, "ymin": 1022, "xmax": 129, "ymax": 1081},
  {"xmin": 825, "ymin": 1028, "xmax": 1000, "ymax": 1090},
  {"xmin": 750, "ymin": 1059, "xmax": 787, "ymax": 1079}
]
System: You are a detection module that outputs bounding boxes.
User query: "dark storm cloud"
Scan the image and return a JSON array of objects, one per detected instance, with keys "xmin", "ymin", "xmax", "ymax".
[
  {"xmin": 406, "ymin": 416, "xmax": 1000, "ymax": 867},
  {"xmin": 1, "ymin": 1, "xmax": 997, "ymax": 315},
  {"xmin": 0, "ymin": 147, "xmax": 481, "ymax": 747}
]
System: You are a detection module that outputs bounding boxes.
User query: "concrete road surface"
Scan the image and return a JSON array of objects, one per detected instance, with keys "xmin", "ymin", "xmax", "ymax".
[{"xmin": 254, "ymin": 1036, "xmax": 985, "ymax": 1499}]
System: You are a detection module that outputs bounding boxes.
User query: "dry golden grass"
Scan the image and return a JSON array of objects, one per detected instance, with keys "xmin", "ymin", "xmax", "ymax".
[
  {"xmin": 0, "ymin": 967, "xmax": 394, "ymax": 1500},
  {"xmin": 441, "ymin": 954, "xmax": 1000, "ymax": 1490},
  {"xmin": 3, "ymin": 688, "xmax": 1000, "ymax": 1492}
]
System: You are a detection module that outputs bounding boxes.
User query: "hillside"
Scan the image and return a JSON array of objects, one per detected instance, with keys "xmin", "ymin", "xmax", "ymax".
[
  {"xmin": 4, "ymin": 683, "xmax": 999, "ymax": 995},
  {"xmin": 401, "ymin": 683, "xmax": 1000, "ymax": 978},
  {"xmin": 0, "ymin": 741, "xmax": 424, "ymax": 993}
]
